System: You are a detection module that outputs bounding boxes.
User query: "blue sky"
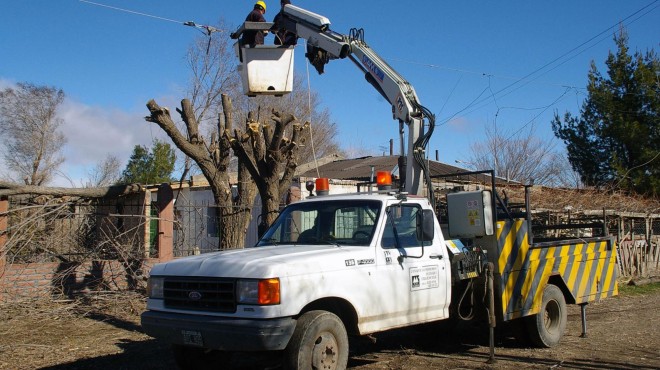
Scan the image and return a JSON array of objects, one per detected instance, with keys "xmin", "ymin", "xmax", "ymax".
[{"xmin": 1, "ymin": 0, "xmax": 658, "ymax": 186}]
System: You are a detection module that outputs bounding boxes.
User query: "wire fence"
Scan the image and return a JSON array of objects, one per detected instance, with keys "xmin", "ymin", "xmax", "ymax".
[
  {"xmin": 2, "ymin": 196, "xmax": 151, "ymax": 264},
  {"xmin": 0, "ymin": 196, "xmax": 264, "ymax": 263},
  {"xmin": 1, "ymin": 194, "xmax": 658, "ymax": 278}
]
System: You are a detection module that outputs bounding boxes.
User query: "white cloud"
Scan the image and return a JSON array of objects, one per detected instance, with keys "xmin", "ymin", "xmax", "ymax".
[
  {"xmin": 1, "ymin": 79, "xmax": 185, "ymax": 187},
  {"xmin": 54, "ymin": 99, "xmax": 174, "ymax": 187}
]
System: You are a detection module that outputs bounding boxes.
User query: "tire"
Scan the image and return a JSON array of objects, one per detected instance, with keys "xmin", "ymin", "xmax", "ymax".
[
  {"xmin": 172, "ymin": 344, "xmax": 233, "ymax": 370},
  {"xmin": 525, "ymin": 284, "xmax": 567, "ymax": 348},
  {"xmin": 283, "ymin": 310, "xmax": 349, "ymax": 370}
]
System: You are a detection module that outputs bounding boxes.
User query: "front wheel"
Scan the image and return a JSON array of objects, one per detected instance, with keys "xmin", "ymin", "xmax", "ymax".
[
  {"xmin": 525, "ymin": 283, "xmax": 567, "ymax": 347},
  {"xmin": 283, "ymin": 310, "xmax": 349, "ymax": 370}
]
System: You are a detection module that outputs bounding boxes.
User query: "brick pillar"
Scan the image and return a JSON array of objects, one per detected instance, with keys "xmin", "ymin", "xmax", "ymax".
[
  {"xmin": 0, "ymin": 196, "xmax": 8, "ymax": 301},
  {"xmin": 143, "ymin": 189, "xmax": 152, "ymax": 259},
  {"xmin": 157, "ymin": 184, "xmax": 174, "ymax": 262}
]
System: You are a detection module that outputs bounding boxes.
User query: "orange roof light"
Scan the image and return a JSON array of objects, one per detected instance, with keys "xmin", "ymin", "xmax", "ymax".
[
  {"xmin": 376, "ymin": 171, "xmax": 392, "ymax": 190},
  {"xmin": 315, "ymin": 178, "xmax": 329, "ymax": 195}
]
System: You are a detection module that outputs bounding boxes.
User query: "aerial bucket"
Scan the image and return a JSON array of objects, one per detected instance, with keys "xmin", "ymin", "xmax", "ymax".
[{"xmin": 235, "ymin": 42, "xmax": 294, "ymax": 97}]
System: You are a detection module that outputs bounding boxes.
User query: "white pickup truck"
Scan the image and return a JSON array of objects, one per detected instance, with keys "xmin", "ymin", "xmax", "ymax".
[
  {"xmin": 142, "ymin": 175, "xmax": 619, "ymax": 370},
  {"xmin": 141, "ymin": 189, "xmax": 456, "ymax": 369}
]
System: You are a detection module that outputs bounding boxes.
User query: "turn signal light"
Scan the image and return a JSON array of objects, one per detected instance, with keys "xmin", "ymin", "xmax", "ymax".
[
  {"xmin": 258, "ymin": 278, "xmax": 281, "ymax": 305},
  {"xmin": 376, "ymin": 171, "xmax": 392, "ymax": 190}
]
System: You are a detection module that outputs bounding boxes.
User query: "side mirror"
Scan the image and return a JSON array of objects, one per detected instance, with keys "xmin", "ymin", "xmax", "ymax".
[{"xmin": 416, "ymin": 209, "xmax": 435, "ymax": 242}]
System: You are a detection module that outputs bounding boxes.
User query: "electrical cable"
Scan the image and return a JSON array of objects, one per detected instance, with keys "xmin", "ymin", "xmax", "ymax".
[
  {"xmin": 453, "ymin": 1, "xmax": 658, "ymax": 123},
  {"xmin": 79, "ymin": 0, "xmax": 221, "ymax": 35}
]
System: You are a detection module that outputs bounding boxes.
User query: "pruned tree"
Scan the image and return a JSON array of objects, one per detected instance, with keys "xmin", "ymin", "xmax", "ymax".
[
  {"xmin": 0, "ymin": 82, "xmax": 67, "ymax": 186},
  {"xmin": 226, "ymin": 106, "xmax": 309, "ymax": 235},
  {"xmin": 146, "ymin": 95, "xmax": 308, "ymax": 247},
  {"xmin": 233, "ymin": 76, "xmax": 342, "ymax": 162},
  {"xmin": 145, "ymin": 23, "xmax": 333, "ymax": 249},
  {"xmin": 146, "ymin": 96, "xmax": 259, "ymax": 249},
  {"xmin": 468, "ymin": 122, "xmax": 571, "ymax": 186}
]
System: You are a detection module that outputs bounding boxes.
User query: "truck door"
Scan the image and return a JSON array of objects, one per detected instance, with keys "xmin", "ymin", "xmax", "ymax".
[{"xmin": 371, "ymin": 202, "xmax": 451, "ymax": 329}]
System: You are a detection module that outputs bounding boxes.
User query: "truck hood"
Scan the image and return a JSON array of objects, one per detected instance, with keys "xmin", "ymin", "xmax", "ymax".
[{"xmin": 150, "ymin": 244, "xmax": 368, "ymax": 278}]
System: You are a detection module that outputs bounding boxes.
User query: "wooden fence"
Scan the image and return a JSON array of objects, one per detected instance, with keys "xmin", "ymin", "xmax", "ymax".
[{"xmin": 615, "ymin": 216, "xmax": 660, "ymax": 278}]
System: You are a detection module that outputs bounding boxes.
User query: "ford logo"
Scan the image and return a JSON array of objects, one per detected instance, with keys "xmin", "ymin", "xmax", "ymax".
[{"xmin": 188, "ymin": 291, "xmax": 203, "ymax": 300}]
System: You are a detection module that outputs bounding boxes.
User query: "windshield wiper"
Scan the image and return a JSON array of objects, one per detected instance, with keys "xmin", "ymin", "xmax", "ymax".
[{"xmin": 259, "ymin": 238, "xmax": 279, "ymax": 246}]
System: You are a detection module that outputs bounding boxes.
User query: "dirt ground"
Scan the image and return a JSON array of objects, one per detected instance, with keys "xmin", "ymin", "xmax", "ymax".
[{"xmin": 1, "ymin": 284, "xmax": 659, "ymax": 370}]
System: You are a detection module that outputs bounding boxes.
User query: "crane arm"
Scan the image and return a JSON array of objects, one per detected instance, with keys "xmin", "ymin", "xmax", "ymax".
[{"xmin": 276, "ymin": 5, "xmax": 436, "ymax": 200}]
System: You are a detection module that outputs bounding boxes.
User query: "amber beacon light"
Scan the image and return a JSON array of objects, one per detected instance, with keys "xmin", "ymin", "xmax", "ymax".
[
  {"xmin": 315, "ymin": 178, "xmax": 330, "ymax": 195},
  {"xmin": 376, "ymin": 171, "xmax": 392, "ymax": 190}
]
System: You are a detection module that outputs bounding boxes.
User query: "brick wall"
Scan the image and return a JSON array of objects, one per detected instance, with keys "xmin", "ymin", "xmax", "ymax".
[
  {"xmin": 0, "ymin": 259, "xmax": 160, "ymax": 303},
  {"xmin": 0, "ymin": 186, "xmax": 173, "ymax": 303}
]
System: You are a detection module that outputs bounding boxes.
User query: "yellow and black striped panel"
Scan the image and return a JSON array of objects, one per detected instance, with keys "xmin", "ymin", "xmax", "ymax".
[{"xmin": 496, "ymin": 219, "xmax": 618, "ymax": 321}]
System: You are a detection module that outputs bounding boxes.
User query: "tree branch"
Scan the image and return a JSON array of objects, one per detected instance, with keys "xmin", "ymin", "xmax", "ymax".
[{"xmin": 0, "ymin": 181, "xmax": 143, "ymax": 198}]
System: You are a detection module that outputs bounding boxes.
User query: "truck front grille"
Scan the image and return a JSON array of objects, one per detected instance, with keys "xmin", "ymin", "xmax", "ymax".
[{"xmin": 163, "ymin": 277, "xmax": 236, "ymax": 313}]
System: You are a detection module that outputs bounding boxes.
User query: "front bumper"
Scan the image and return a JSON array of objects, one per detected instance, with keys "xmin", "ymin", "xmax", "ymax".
[{"xmin": 141, "ymin": 310, "xmax": 297, "ymax": 351}]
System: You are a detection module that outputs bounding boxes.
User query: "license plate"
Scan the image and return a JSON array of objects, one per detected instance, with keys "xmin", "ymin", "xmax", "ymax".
[{"xmin": 182, "ymin": 330, "xmax": 203, "ymax": 347}]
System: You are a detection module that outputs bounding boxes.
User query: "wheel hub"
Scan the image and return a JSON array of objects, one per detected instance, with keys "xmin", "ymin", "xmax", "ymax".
[{"xmin": 312, "ymin": 333, "xmax": 339, "ymax": 370}]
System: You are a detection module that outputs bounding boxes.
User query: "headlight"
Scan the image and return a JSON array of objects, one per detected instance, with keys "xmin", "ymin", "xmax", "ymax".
[
  {"xmin": 237, "ymin": 278, "xmax": 280, "ymax": 305},
  {"xmin": 147, "ymin": 277, "xmax": 165, "ymax": 299}
]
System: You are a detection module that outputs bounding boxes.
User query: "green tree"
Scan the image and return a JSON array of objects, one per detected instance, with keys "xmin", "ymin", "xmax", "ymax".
[
  {"xmin": 552, "ymin": 30, "xmax": 659, "ymax": 197},
  {"xmin": 120, "ymin": 139, "xmax": 176, "ymax": 184}
]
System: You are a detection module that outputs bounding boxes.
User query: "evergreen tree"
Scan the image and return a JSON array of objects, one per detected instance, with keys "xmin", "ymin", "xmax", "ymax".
[
  {"xmin": 120, "ymin": 139, "xmax": 176, "ymax": 184},
  {"xmin": 552, "ymin": 30, "xmax": 659, "ymax": 197}
]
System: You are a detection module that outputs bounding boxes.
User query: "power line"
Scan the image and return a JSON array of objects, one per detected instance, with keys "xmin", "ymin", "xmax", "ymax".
[
  {"xmin": 444, "ymin": 0, "xmax": 659, "ymax": 124},
  {"xmin": 79, "ymin": 0, "xmax": 221, "ymax": 34},
  {"xmin": 416, "ymin": 0, "xmax": 658, "ymax": 126},
  {"xmin": 79, "ymin": 0, "xmax": 184, "ymax": 24}
]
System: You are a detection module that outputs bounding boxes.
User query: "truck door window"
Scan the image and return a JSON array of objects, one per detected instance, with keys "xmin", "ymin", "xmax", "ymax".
[{"xmin": 381, "ymin": 204, "xmax": 426, "ymax": 249}]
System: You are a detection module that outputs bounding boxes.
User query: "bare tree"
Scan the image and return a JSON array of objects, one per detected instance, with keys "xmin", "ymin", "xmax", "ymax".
[
  {"xmin": 0, "ymin": 83, "xmax": 67, "ymax": 186},
  {"xmin": 185, "ymin": 20, "xmax": 241, "ymax": 130},
  {"xmin": 86, "ymin": 155, "xmax": 121, "ymax": 187},
  {"xmin": 468, "ymin": 122, "xmax": 570, "ymax": 186}
]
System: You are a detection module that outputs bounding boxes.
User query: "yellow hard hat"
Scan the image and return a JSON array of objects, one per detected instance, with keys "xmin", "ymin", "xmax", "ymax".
[{"xmin": 256, "ymin": 1, "xmax": 266, "ymax": 13}]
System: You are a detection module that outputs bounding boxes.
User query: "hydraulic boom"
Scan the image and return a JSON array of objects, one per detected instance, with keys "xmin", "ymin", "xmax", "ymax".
[{"xmin": 277, "ymin": 5, "xmax": 436, "ymax": 200}]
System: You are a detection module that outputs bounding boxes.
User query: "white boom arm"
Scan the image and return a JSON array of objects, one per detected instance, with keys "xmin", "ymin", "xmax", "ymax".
[{"xmin": 278, "ymin": 5, "xmax": 436, "ymax": 199}]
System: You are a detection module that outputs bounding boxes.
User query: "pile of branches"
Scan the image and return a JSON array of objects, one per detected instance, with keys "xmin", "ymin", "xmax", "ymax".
[{"xmin": 499, "ymin": 184, "xmax": 660, "ymax": 215}]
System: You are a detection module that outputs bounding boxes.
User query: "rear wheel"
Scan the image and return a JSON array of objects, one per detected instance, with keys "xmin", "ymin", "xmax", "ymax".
[
  {"xmin": 525, "ymin": 284, "xmax": 567, "ymax": 347},
  {"xmin": 172, "ymin": 345, "xmax": 233, "ymax": 370},
  {"xmin": 283, "ymin": 310, "xmax": 349, "ymax": 370}
]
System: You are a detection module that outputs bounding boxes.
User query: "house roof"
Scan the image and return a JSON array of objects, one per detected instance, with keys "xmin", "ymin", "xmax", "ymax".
[
  {"xmin": 165, "ymin": 155, "xmax": 511, "ymax": 190},
  {"xmin": 297, "ymin": 155, "xmax": 475, "ymax": 180}
]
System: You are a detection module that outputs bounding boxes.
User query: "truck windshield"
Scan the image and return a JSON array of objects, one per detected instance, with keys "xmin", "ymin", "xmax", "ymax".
[{"xmin": 257, "ymin": 200, "xmax": 381, "ymax": 247}]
